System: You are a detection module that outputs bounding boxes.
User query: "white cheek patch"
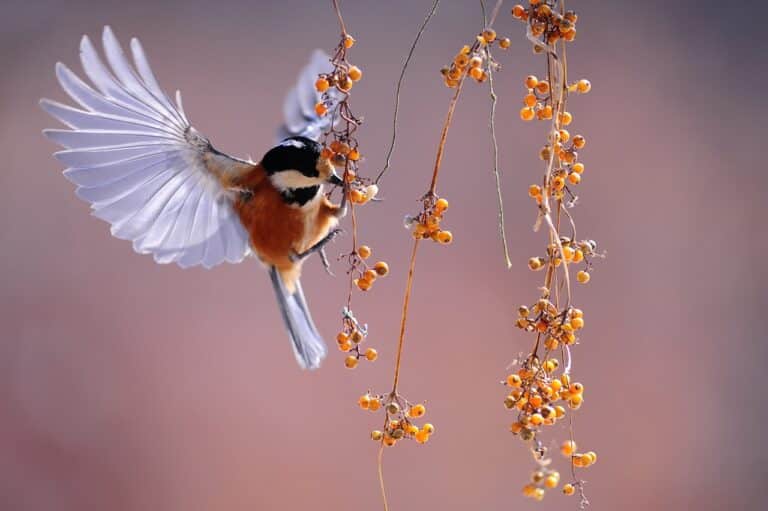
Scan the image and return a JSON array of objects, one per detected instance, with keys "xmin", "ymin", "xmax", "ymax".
[{"xmin": 271, "ymin": 169, "xmax": 321, "ymax": 190}]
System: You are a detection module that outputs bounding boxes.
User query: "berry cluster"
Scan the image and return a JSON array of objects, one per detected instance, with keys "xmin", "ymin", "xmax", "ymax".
[
  {"xmin": 406, "ymin": 196, "xmax": 453, "ymax": 245},
  {"xmin": 506, "ymin": 1, "xmax": 600, "ymax": 506},
  {"xmin": 525, "ymin": 237, "xmax": 601, "ymax": 286},
  {"xmin": 361, "ymin": 393, "xmax": 434, "ymax": 446},
  {"xmin": 440, "ymin": 28, "xmax": 510, "ymax": 88},
  {"xmin": 313, "ymin": 27, "xmax": 391, "ymax": 371},
  {"xmin": 336, "ymin": 307, "xmax": 378, "ymax": 369}
]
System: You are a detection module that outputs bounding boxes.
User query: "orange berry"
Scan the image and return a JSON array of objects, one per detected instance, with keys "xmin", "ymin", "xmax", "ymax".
[
  {"xmin": 528, "ymin": 257, "xmax": 545, "ymax": 271},
  {"xmin": 499, "ymin": 37, "xmax": 511, "ymax": 49},
  {"xmin": 520, "ymin": 107, "xmax": 536, "ymax": 121},
  {"xmin": 348, "ymin": 148, "xmax": 361, "ymax": 161},
  {"xmin": 369, "ymin": 398, "xmax": 381, "ymax": 411},
  {"xmin": 364, "ymin": 269, "xmax": 378, "ymax": 282},
  {"xmin": 437, "ymin": 230, "xmax": 453, "ymax": 244},
  {"xmin": 351, "ymin": 330, "xmax": 364, "ymax": 343},
  {"xmin": 409, "ymin": 404, "xmax": 426, "ymax": 417},
  {"xmin": 414, "ymin": 431, "xmax": 429, "ymax": 444},
  {"xmin": 568, "ymin": 172, "xmax": 581, "ymax": 185},
  {"xmin": 561, "ymin": 440, "xmax": 577, "ymax": 456},
  {"xmin": 512, "ymin": 5, "xmax": 526, "ymax": 18},
  {"xmin": 454, "ymin": 54, "xmax": 469, "ymax": 67},
  {"xmin": 528, "ymin": 184, "xmax": 542, "ymax": 197},
  {"xmin": 572, "ymin": 162, "xmax": 585, "ymax": 174},
  {"xmin": 573, "ymin": 135, "xmax": 586, "ymax": 149},
  {"xmin": 364, "ymin": 348, "xmax": 378, "ymax": 361},
  {"xmin": 559, "ymin": 111, "xmax": 573, "ymax": 125},
  {"xmin": 525, "ymin": 75, "xmax": 539, "ymax": 89},
  {"xmin": 315, "ymin": 78, "xmax": 330, "ymax": 92},
  {"xmin": 563, "ymin": 484, "xmax": 575, "ymax": 496},
  {"xmin": 371, "ymin": 430, "xmax": 383, "ymax": 441},
  {"xmin": 355, "ymin": 278, "xmax": 372, "ymax": 291},
  {"xmin": 482, "ymin": 28, "xmax": 497, "ymax": 43},
  {"xmin": 343, "ymin": 35, "xmax": 355, "ymax": 48},
  {"xmin": 435, "ymin": 198, "xmax": 449, "ymax": 211},
  {"xmin": 540, "ymin": 105, "xmax": 553, "ymax": 119},
  {"xmin": 314, "ymin": 102, "xmax": 327, "ymax": 116},
  {"xmin": 357, "ymin": 245, "xmax": 372, "ymax": 259},
  {"xmin": 358, "ymin": 394, "xmax": 371, "ymax": 409},
  {"xmin": 524, "ymin": 93, "xmax": 537, "ymax": 107},
  {"xmin": 552, "ymin": 176, "xmax": 566, "ymax": 191},
  {"xmin": 348, "ymin": 65, "xmax": 362, "ymax": 81},
  {"xmin": 536, "ymin": 81, "xmax": 550, "ymax": 94},
  {"xmin": 373, "ymin": 261, "xmax": 389, "ymax": 276},
  {"xmin": 349, "ymin": 189, "xmax": 365, "ymax": 204},
  {"xmin": 576, "ymin": 270, "xmax": 590, "ymax": 284},
  {"xmin": 470, "ymin": 66, "xmax": 485, "ymax": 81},
  {"xmin": 469, "ymin": 56, "xmax": 483, "ymax": 68},
  {"xmin": 320, "ymin": 147, "xmax": 334, "ymax": 160},
  {"xmin": 507, "ymin": 374, "xmax": 522, "ymax": 387},
  {"xmin": 345, "ymin": 355, "xmax": 358, "ymax": 369},
  {"xmin": 338, "ymin": 341, "xmax": 352, "ymax": 352},
  {"xmin": 422, "ymin": 423, "xmax": 435, "ymax": 434}
]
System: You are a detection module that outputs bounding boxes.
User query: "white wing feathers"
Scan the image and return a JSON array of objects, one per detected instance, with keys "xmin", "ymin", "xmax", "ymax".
[
  {"xmin": 277, "ymin": 49, "xmax": 338, "ymax": 142},
  {"xmin": 41, "ymin": 26, "xmax": 254, "ymax": 269}
]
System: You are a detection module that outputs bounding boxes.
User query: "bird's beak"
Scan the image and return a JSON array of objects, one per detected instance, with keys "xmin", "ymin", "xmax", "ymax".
[{"xmin": 328, "ymin": 172, "xmax": 343, "ymax": 186}]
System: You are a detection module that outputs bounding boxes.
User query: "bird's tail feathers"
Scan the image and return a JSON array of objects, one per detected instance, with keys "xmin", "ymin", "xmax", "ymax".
[{"xmin": 269, "ymin": 266, "xmax": 327, "ymax": 370}]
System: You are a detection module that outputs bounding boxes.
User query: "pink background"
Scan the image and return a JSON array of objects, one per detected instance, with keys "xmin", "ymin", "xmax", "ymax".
[{"xmin": 1, "ymin": 1, "xmax": 764, "ymax": 510}]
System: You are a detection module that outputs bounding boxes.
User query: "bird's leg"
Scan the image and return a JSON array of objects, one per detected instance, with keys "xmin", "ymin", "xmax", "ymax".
[{"xmin": 289, "ymin": 228, "xmax": 343, "ymax": 264}]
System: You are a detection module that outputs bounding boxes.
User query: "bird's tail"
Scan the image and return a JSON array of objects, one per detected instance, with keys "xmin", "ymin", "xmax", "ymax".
[{"xmin": 269, "ymin": 266, "xmax": 327, "ymax": 370}]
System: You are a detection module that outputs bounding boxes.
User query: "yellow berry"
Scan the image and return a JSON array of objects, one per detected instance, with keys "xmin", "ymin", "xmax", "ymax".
[
  {"xmin": 364, "ymin": 348, "xmax": 378, "ymax": 361},
  {"xmin": 373, "ymin": 261, "xmax": 389, "ymax": 276},
  {"xmin": 571, "ymin": 317, "xmax": 585, "ymax": 329},
  {"xmin": 528, "ymin": 184, "xmax": 542, "ymax": 197},
  {"xmin": 435, "ymin": 198, "xmax": 449, "ymax": 211},
  {"xmin": 315, "ymin": 78, "xmax": 330, "ymax": 92},
  {"xmin": 563, "ymin": 484, "xmax": 575, "ymax": 496},
  {"xmin": 587, "ymin": 451, "xmax": 598, "ymax": 464},
  {"xmin": 507, "ymin": 374, "xmax": 522, "ymax": 387},
  {"xmin": 482, "ymin": 28, "xmax": 497, "ymax": 42},
  {"xmin": 345, "ymin": 356, "xmax": 358, "ymax": 369},
  {"xmin": 576, "ymin": 270, "xmax": 590, "ymax": 284},
  {"xmin": 559, "ymin": 129, "xmax": 570, "ymax": 142},
  {"xmin": 577, "ymin": 79, "xmax": 592, "ymax": 93},
  {"xmin": 559, "ymin": 111, "xmax": 573, "ymax": 125},
  {"xmin": 572, "ymin": 162, "xmax": 585, "ymax": 174},
  {"xmin": 544, "ymin": 475, "xmax": 559, "ymax": 488},
  {"xmin": 568, "ymin": 172, "xmax": 581, "ymax": 185},
  {"xmin": 569, "ymin": 382, "xmax": 584, "ymax": 394},
  {"xmin": 348, "ymin": 65, "xmax": 362, "ymax": 82},
  {"xmin": 528, "ymin": 257, "xmax": 545, "ymax": 271},
  {"xmin": 422, "ymin": 423, "xmax": 435, "ymax": 434},
  {"xmin": 552, "ymin": 176, "xmax": 566, "ymax": 191},
  {"xmin": 343, "ymin": 35, "xmax": 355, "ymax": 48},
  {"xmin": 371, "ymin": 430, "xmax": 383, "ymax": 441},
  {"xmin": 469, "ymin": 56, "xmax": 483, "ymax": 68},
  {"xmin": 357, "ymin": 245, "xmax": 372, "ymax": 259}
]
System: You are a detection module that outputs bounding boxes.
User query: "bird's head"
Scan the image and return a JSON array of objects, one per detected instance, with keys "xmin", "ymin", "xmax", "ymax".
[{"xmin": 261, "ymin": 136, "xmax": 342, "ymax": 192}]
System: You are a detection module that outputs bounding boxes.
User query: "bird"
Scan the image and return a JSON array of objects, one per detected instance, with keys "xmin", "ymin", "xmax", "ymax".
[{"xmin": 40, "ymin": 26, "xmax": 347, "ymax": 370}]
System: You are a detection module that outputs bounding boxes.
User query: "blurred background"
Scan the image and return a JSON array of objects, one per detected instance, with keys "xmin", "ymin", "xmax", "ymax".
[{"xmin": 1, "ymin": 0, "xmax": 765, "ymax": 510}]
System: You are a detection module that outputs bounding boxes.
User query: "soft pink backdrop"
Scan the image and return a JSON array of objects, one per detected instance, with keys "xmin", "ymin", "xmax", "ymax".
[{"xmin": 1, "ymin": 1, "xmax": 764, "ymax": 510}]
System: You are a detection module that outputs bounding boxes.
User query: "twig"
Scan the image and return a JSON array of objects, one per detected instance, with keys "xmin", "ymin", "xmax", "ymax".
[{"xmin": 375, "ymin": 0, "xmax": 441, "ymax": 185}]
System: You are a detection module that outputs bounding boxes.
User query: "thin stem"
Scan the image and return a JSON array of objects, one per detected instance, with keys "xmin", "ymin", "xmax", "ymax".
[
  {"xmin": 429, "ymin": 74, "xmax": 467, "ymax": 194},
  {"xmin": 331, "ymin": 0, "xmax": 347, "ymax": 35},
  {"xmin": 486, "ymin": 49, "xmax": 513, "ymax": 269},
  {"xmin": 391, "ymin": 238, "xmax": 420, "ymax": 392},
  {"xmin": 488, "ymin": 0, "xmax": 504, "ymax": 26},
  {"xmin": 375, "ymin": 0, "xmax": 441, "ymax": 184},
  {"xmin": 377, "ymin": 442, "xmax": 389, "ymax": 511}
]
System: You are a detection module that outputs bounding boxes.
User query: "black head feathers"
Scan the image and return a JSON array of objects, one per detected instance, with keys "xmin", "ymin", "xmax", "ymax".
[{"xmin": 261, "ymin": 136, "xmax": 322, "ymax": 178}]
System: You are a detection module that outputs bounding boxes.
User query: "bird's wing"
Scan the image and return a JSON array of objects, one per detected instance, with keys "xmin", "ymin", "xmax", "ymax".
[
  {"xmin": 42, "ymin": 26, "xmax": 255, "ymax": 269},
  {"xmin": 277, "ymin": 49, "xmax": 340, "ymax": 142}
]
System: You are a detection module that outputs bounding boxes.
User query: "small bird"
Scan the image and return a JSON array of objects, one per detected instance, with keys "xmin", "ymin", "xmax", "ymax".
[{"xmin": 41, "ymin": 26, "xmax": 347, "ymax": 369}]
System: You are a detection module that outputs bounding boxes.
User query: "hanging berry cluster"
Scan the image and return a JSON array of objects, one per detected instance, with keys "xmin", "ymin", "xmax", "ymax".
[
  {"xmin": 316, "ymin": 6, "xmax": 390, "ymax": 370},
  {"xmin": 506, "ymin": 1, "xmax": 600, "ymax": 507}
]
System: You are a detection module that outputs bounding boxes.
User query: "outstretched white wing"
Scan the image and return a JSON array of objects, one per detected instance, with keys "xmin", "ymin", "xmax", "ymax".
[
  {"xmin": 277, "ymin": 49, "xmax": 340, "ymax": 142},
  {"xmin": 42, "ymin": 26, "xmax": 254, "ymax": 269}
]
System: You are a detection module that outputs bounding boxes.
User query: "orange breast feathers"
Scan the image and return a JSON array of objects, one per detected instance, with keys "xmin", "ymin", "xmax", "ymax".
[{"xmin": 231, "ymin": 164, "xmax": 340, "ymax": 291}]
